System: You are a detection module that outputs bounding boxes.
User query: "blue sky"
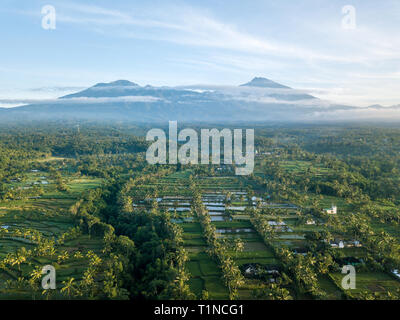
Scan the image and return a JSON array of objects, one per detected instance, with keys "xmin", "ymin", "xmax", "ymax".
[{"xmin": 0, "ymin": 0, "xmax": 399, "ymax": 107}]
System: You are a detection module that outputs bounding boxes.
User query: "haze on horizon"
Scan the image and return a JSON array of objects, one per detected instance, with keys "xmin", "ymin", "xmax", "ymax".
[{"xmin": 0, "ymin": 0, "xmax": 399, "ymax": 109}]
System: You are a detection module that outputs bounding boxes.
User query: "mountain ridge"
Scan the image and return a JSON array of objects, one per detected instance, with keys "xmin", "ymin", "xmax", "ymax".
[{"xmin": 1, "ymin": 77, "xmax": 398, "ymax": 123}]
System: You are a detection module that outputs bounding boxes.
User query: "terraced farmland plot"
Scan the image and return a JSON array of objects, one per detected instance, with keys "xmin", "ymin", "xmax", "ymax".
[
  {"xmin": 124, "ymin": 168, "xmax": 400, "ymax": 301},
  {"xmin": 137, "ymin": 172, "xmax": 231, "ymax": 299},
  {"xmin": 0, "ymin": 166, "xmax": 109, "ymax": 299},
  {"xmin": 0, "ymin": 209, "xmax": 106, "ymax": 299},
  {"xmin": 279, "ymin": 160, "xmax": 332, "ymax": 176},
  {"xmin": 192, "ymin": 177, "xmax": 289, "ymax": 299},
  {"xmin": 329, "ymin": 272, "xmax": 400, "ymax": 299}
]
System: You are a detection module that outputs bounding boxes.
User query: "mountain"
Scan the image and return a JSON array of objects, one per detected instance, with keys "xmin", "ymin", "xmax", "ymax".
[
  {"xmin": 240, "ymin": 77, "xmax": 290, "ymax": 89},
  {"xmin": 0, "ymin": 77, "xmax": 387, "ymax": 123},
  {"xmin": 61, "ymin": 80, "xmax": 140, "ymax": 99},
  {"xmin": 239, "ymin": 77, "xmax": 316, "ymax": 101}
]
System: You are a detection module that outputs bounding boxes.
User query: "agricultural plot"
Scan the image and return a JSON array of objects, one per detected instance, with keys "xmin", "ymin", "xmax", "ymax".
[
  {"xmin": 329, "ymin": 272, "xmax": 400, "ymax": 299},
  {"xmin": 0, "ymin": 163, "xmax": 107, "ymax": 299},
  {"xmin": 132, "ymin": 169, "xmax": 340, "ymax": 299},
  {"xmin": 186, "ymin": 174, "xmax": 293, "ymax": 299},
  {"xmin": 126, "ymin": 162, "xmax": 400, "ymax": 300},
  {"xmin": 279, "ymin": 160, "xmax": 332, "ymax": 176}
]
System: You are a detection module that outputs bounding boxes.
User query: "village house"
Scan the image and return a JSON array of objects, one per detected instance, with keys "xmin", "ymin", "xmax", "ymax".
[
  {"xmin": 326, "ymin": 238, "xmax": 362, "ymax": 249},
  {"xmin": 323, "ymin": 205, "xmax": 337, "ymax": 215},
  {"xmin": 345, "ymin": 240, "xmax": 362, "ymax": 248},
  {"xmin": 251, "ymin": 196, "xmax": 263, "ymax": 206},
  {"xmin": 325, "ymin": 238, "xmax": 344, "ymax": 248},
  {"xmin": 331, "ymin": 240, "xmax": 344, "ymax": 248},
  {"xmin": 243, "ymin": 264, "xmax": 280, "ymax": 282}
]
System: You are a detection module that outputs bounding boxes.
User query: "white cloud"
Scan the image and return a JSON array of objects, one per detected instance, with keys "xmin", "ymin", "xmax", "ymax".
[
  {"xmin": 0, "ymin": 96, "xmax": 163, "ymax": 108},
  {"xmin": 308, "ymin": 105, "xmax": 400, "ymax": 121},
  {"xmin": 52, "ymin": 3, "xmax": 365, "ymax": 63}
]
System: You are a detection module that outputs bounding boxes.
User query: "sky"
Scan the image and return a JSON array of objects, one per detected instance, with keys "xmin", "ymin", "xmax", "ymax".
[{"xmin": 0, "ymin": 0, "xmax": 399, "ymax": 108}]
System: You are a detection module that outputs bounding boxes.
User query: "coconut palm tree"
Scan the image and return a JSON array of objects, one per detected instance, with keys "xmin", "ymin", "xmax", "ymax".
[
  {"xmin": 233, "ymin": 238, "xmax": 244, "ymax": 258},
  {"xmin": 61, "ymin": 277, "xmax": 78, "ymax": 299},
  {"xmin": 29, "ymin": 266, "xmax": 43, "ymax": 300}
]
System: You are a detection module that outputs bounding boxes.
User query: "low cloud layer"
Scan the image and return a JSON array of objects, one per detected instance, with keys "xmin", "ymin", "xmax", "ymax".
[
  {"xmin": 1, "ymin": 80, "xmax": 400, "ymax": 121},
  {"xmin": 0, "ymin": 96, "xmax": 163, "ymax": 108}
]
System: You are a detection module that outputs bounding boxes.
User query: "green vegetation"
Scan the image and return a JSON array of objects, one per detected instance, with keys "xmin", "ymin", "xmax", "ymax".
[{"xmin": 1, "ymin": 122, "xmax": 400, "ymax": 300}]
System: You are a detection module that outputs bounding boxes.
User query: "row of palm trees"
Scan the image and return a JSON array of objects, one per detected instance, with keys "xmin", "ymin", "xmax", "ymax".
[
  {"xmin": 190, "ymin": 184, "xmax": 244, "ymax": 300},
  {"xmin": 164, "ymin": 217, "xmax": 195, "ymax": 299}
]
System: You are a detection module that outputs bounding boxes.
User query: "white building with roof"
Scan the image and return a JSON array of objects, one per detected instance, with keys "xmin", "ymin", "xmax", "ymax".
[{"xmin": 324, "ymin": 205, "xmax": 337, "ymax": 215}]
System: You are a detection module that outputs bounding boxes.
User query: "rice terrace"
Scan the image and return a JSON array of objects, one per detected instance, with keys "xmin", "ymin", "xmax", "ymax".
[{"xmin": 0, "ymin": 123, "xmax": 400, "ymax": 301}]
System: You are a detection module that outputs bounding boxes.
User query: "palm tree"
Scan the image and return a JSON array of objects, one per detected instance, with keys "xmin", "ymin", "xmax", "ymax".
[
  {"xmin": 11, "ymin": 252, "xmax": 26, "ymax": 271},
  {"xmin": 234, "ymin": 238, "xmax": 244, "ymax": 258},
  {"xmin": 29, "ymin": 266, "xmax": 43, "ymax": 300},
  {"xmin": 81, "ymin": 267, "xmax": 96, "ymax": 298},
  {"xmin": 61, "ymin": 277, "xmax": 77, "ymax": 299},
  {"xmin": 225, "ymin": 192, "xmax": 232, "ymax": 206},
  {"xmin": 176, "ymin": 247, "xmax": 188, "ymax": 269},
  {"xmin": 57, "ymin": 250, "xmax": 69, "ymax": 265},
  {"xmin": 42, "ymin": 288, "xmax": 54, "ymax": 300},
  {"xmin": 201, "ymin": 290, "xmax": 209, "ymax": 300},
  {"xmin": 87, "ymin": 216, "xmax": 100, "ymax": 239}
]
